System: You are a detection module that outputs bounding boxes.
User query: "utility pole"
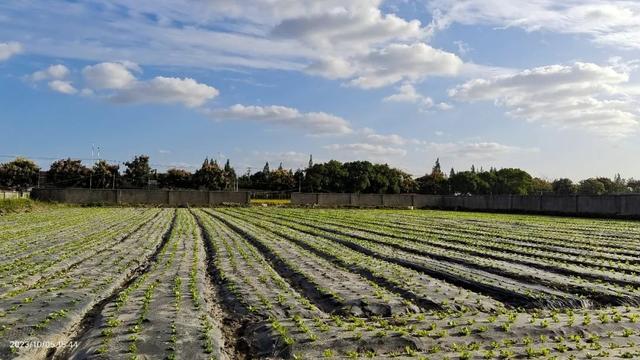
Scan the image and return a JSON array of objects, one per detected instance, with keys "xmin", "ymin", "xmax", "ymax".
[{"xmin": 89, "ymin": 145, "xmax": 94, "ymax": 189}]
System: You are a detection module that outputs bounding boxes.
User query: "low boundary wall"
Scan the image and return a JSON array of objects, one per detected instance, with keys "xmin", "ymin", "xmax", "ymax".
[
  {"xmin": 0, "ymin": 191, "xmax": 29, "ymax": 200},
  {"xmin": 291, "ymin": 193, "xmax": 640, "ymax": 218},
  {"xmin": 31, "ymin": 188, "xmax": 250, "ymax": 206}
]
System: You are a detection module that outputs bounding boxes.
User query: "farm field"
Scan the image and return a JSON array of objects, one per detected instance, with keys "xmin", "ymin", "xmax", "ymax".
[{"xmin": 1, "ymin": 207, "xmax": 640, "ymax": 359}]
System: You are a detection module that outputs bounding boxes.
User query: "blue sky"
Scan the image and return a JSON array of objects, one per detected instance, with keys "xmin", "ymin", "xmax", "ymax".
[{"xmin": 1, "ymin": 0, "xmax": 640, "ymax": 180}]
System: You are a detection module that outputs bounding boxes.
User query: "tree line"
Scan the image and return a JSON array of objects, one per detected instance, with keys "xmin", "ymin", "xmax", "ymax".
[{"xmin": 1, "ymin": 155, "xmax": 639, "ymax": 196}]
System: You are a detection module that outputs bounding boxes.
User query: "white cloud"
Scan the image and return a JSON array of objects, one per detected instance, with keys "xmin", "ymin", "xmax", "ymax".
[
  {"xmin": 82, "ymin": 62, "xmax": 137, "ymax": 89},
  {"xmin": 365, "ymin": 133, "xmax": 410, "ymax": 146},
  {"xmin": 353, "ymin": 127, "xmax": 423, "ymax": 147},
  {"xmin": 384, "ymin": 83, "xmax": 431, "ymax": 104},
  {"xmin": 0, "ymin": 41, "xmax": 22, "ymax": 61},
  {"xmin": 210, "ymin": 104, "xmax": 353, "ymax": 135},
  {"xmin": 424, "ymin": 141, "xmax": 538, "ymax": 161},
  {"xmin": 305, "ymin": 56, "xmax": 356, "ymax": 79},
  {"xmin": 31, "ymin": 61, "xmax": 218, "ymax": 107},
  {"xmin": 348, "ymin": 43, "xmax": 463, "ymax": 89},
  {"xmin": 429, "ymin": 0, "xmax": 640, "ymax": 50},
  {"xmin": 272, "ymin": 6, "xmax": 424, "ymax": 51},
  {"xmin": 30, "ymin": 64, "xmax": 70, "ymax": 81},
  {"xmin": 111, "ymin": 77, "xmax": 219, "ymax": 107},
  {"xmin": 0, "ymin": 2, "xmax": 462, "ymax": 88},
  {"xmin": 450, "ymin": 62, "xmax": 640, "ymax": 138},
  {"xmin": 325, "ymin": 143, "xmax": 407, "ymax": 157},
  {"xmin": 453, "ymin": 40, "xmax": 471, "ymax": 55},
  {"xmin": 48, "ymin": 80, "xmax": 77, "ymax": 94},
  {"xmin": 383, "ymin": 83, "xmax": 452, "ymax": 111}
]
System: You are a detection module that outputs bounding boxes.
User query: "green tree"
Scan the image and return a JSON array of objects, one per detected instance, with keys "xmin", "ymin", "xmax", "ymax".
[
  {"xmin": 530, "ymin": 178, "xmax": 553, "ymax": 194},
  {"xmin": 302, "ymin": 163, "xmax": 326, "ymax": 192},
  {"xmin": 417, "ymin": 158, "xmax": 447, "ymax": 194},
  {"xmin": 343, "ymin": 161, "xmax": 373, "ymax": 193},
  {"xmin": 612, "ymin": 174, "xmax": 628, "ymax": 193},
  {"xmin": 92, "ymin": 160, "xmax": 119, "ymax": 189},
  {"xmin": 194, "ymin": 158, "xmax": 226, "ymax": 190},
  {"xmin": 475, "ymin": 170, "xmax": 496, "ymax": 194},
  {"xmin": 48, "ymin": 158, "xmax": 91, "ymax": 188},
  {"xmin": 223, "ymin": 159, "xmax": 237, "ymax": 190},
  {"xmin": 0, "ymin": 157, "xmax": 40, "ymax": 190},
  {"xmin": 160, "ymin": 168, "xmax": 192, "ymax": 189},
  {"xmin": 294, "ymin": 169, "xmax": 304, "ymax": 192},
  {"xmin": 552, "ymin": 178, "xmax": 576, "ymax": 195},
  {"xmin": 578, "ymin": 178, "xmax": 606, "ymax": 195},
  {"xmin": 493, "ymin": 168, "xmax": 533, "ymax": 195},
  {"xmin": 124, "ymin": 155, "xmax": 152, "ymax": 187},
  {"xmin": 323, "ymin": 160, "xmax": 348, "ymax": 192},
  {"xmin": 628, "ymin": 179, "xmax": 640, "ymax": 193},
  {"xmin": 449, "ymin": 171, "xmax": 481, "ymax": 195},
  {"xmin": 270, "ymin": 167, "xmax": 295, "ymax": 191}
]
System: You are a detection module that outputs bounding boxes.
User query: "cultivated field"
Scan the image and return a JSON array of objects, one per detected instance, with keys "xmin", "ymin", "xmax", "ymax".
[{"xmin": 1, "ymin": 207, "xmax": 640, "ymax": 359}]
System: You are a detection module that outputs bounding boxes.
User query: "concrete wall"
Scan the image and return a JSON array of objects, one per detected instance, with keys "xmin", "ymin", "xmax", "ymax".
[
  {"xmin": 290, "ymin": 192, "xmax": 640, "ymax": 218},
  {"xmin": 317, "ymin": 193, "xmax": 351, "ymax": 206},
  {"xmin": 31, "ymin": 188, "xmax": 250, "ymax": 206},
  {"xmin": 0, "ymin": 191, "xmax": 29, "ymax": 200}
]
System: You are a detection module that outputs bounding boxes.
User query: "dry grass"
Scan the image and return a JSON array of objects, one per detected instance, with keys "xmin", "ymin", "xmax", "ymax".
[{"xmin": 250, "ymin": 199, "xmax": 291, "ymax": 206}]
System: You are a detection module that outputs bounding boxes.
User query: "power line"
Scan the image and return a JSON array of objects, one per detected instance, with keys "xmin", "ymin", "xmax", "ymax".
[{"xmin": 0, "ymin": 154, "xmax": 199, "ymax": 170}]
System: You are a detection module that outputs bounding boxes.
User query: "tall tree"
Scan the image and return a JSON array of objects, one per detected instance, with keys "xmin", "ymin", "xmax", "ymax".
[
  {"xmin": 124, "ymin": 155, "xmax": 152, "ymax": 188},
  {"xmin": 48, "ymin": 158, "xmax": 91, "ymax": 188},
  {"xmin": 160, "ymin": 168, "xmax": 192, "ymax": 189},
  {"xmin": 0, "ymin": 157, "xmax": 40, "ymax": 190},
  {"xmin": 194, "ymin": 158, "xmax": 226, "ymax": 190},
  {"xmin": 343, "ymin": 161, "xmax": 373, "ymax": 193},
  {"xmin": 270, "ymin": 167, "xmax": 295, "ymax": 191},
  {"xmin": 223, "ymin": 159, "xmax": 237, "ymax": 190},
  {"xmin": 416, "ymin": 159, "xmax": 447, "ymax": 194},
  {"xmin": 552, "ymin": 178, "xmax": 576, "ymax": 195},
  {"xmin": 628, "ymin": 179, "xmax": 640, "ymax": 193},
  {"xmin": 530, "ymin": 178, "xmax": 553, "ymax": 194},
  {"xmin": 494, "ymin": 168, "xmax": 533, "ymax": 195},
  {"xmin": 578, "ymin": 178, "xmax": 606, "ymax": 195},
  {"xmin": 92, "ymin": 160, "xmax": 119, "ymax": 189},
  {"xmin": 449, "ymin": 171, "xmax": 481, "ymax": 195}
]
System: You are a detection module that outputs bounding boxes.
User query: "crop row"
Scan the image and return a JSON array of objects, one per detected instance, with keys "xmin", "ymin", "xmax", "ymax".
[{"xmin": 0, "ymin": 208, "xmax": 174, "ymax": 359}]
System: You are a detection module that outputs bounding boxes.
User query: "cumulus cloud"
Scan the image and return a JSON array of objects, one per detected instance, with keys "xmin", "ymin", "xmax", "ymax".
[
  {"xmin": 30, "ymin": 64, "xmax": 70, "ymax": 81},
  {"xmin": 210, "ymin": 104, "xmax": 353, "ymax": 135},
  {"xmin": 347, "ymin": 43, "xmax": 463, "ymax": 89},
  {"xmin": 82, "ymin": 62, "xmax": 138, "ymax": 90},
  {"xmin": 429, "ymin": 0, "xmax": 640, "ymax": 50},
  {"xmin": 450, "ymin": 62, "xmax": 640, "ymax": 137},
  {"xmin": 383, "ymin": 83, "xmax": 452, "ymax": 110},
  {"xmin": 0, "ymin": 41, "xmax": 22, "ymax": 61},
  {"xmin": 325, "ymin": 143, "xmax": 407, "ymax": 157},
  {"xmin": 365, "ymin": 133, "xmax": 411, "ymax": 146},
  {"xmin": 78, "ymin": 62, "xmax": 219, "ymax": 107},
  {"xmin": 31, "ymin": 61, "xmax": 218, "ymax": 107},
  {"xmin": 272, "ymin": 6, "xmax": 424, "ymax": 51},
  {"xmin": 384, "ymin": 83, "xmax": 431, "ymax": 104},
  {"xmin": 424, "ymin": 141, "xmax": 538, "ymax": 161},
  {"xmin": 305, "ymin": 56, "xmax": 356, "ymax": 79},
  {"xmin": 48, "ymin": 80, "xmax": 77, "ymax": 94},
  {"xmin": 305, "ymin": 42, "xmax": 464, "ymax": 88},
  {"xmin": 111, "ymin": 77, "xmax": 219, "ymax": 107},
  {"xmin": 1, "ymin": 2, "xmax": 462, "ymax": 88},
  {"xmin": 28, "ymin": 64, "xmax": 77, "ymax": 95}
]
